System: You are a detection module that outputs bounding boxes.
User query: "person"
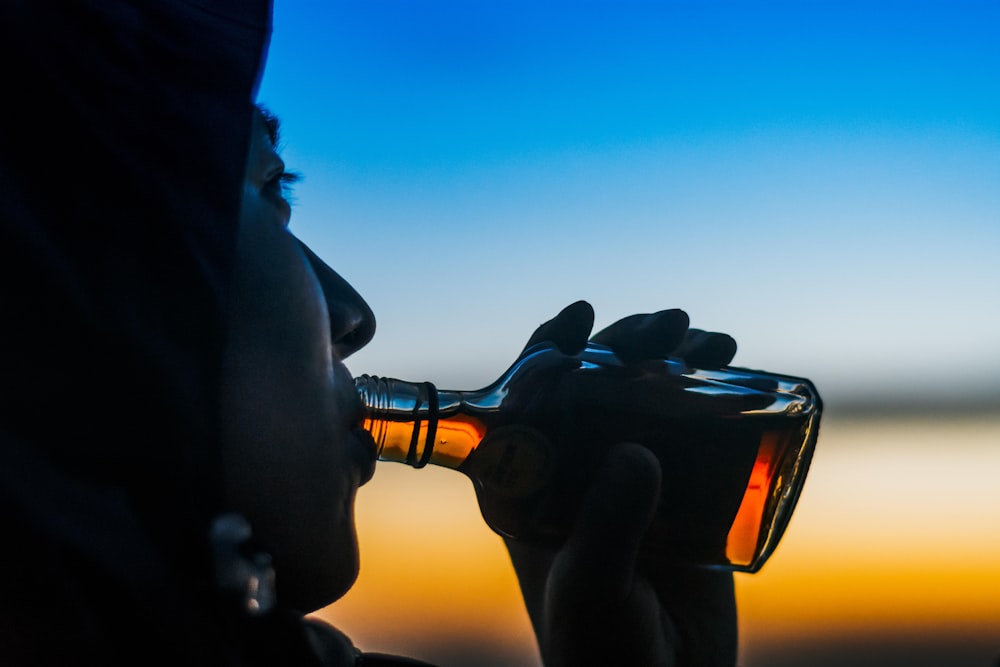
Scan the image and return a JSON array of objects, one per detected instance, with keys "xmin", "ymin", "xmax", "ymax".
[
  {"xmin": 230, "ymin": 105, "xmax": 741, "ymax": 666},
  {"xmin": 0, "ymin": 3, "xmax": 737, "ymax": 665}
]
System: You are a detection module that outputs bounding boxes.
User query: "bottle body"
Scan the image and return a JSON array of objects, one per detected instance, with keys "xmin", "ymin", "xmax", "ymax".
[{"xmin": 356, "ymin": 342, "xmax": 821, "ymax": 573}]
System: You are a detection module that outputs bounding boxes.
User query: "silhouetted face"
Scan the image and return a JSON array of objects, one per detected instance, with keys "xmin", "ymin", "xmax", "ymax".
[{"xmin": 219, "ymin": 108, "xmax": 377, "ymax": 612}]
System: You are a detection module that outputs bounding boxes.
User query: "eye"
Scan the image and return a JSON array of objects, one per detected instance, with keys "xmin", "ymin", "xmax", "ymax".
[
  {"xmin": 264, "ymin": 168, "xmax": 301, "ymax": 200},
  {"xmin": 278, "ymin": 170, "xmax": 302, "ymax": 199}
]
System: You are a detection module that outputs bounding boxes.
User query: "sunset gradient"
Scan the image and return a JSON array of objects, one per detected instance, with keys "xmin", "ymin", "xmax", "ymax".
[
  {"xmin": 257, "ymin": 2, "xmax": 1000, "ymax": 665},
  {"xmin": 317, "ymin": 416, "xmax": 1000, "ymax": 666}
]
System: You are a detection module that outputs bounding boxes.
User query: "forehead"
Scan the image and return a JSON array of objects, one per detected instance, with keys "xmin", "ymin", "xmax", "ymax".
[
  {"xmin": 246, "ymin": 110, "xmax": 280, "ymax": 169},
  {"xmin": 249, "ymin": 111, "xmax": 270, "ymax": 149},
  {"xmin": 253, "ymin": 106, "xmax": 281, "ymax": 147}
]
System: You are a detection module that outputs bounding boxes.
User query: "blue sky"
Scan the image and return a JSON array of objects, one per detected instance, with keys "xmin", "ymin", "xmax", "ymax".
[{"xmin": 257, "ymin": 1, "xmax": 999, "ymax": 407}]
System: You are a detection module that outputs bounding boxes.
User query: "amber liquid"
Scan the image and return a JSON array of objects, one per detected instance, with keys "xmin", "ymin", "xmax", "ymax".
[{"xmin": 365, "ymin": 404, "xmax": 817, "ymax": 572}]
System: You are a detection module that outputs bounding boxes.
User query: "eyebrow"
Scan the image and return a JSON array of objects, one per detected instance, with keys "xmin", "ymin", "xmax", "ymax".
[{"xmin": 255, "ymin": 103, "xmax": 282, "ymax": 148}]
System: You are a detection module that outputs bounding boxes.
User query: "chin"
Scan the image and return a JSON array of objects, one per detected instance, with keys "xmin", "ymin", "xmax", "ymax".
[{"xmin": 279, "ymin": 527, "xmax": 360, "ymax": 613}]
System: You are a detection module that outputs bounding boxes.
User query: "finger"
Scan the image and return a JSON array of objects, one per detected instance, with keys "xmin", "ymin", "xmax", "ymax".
[
  {"xmin": 522, "ymin": 300, "xmax": 594, "ymax": 356},
  {"xmin": 590, "ymin": 309, "xmax": 689, "ymax": 362},
  {"xmin": 673, "ymin": 328, "xmax": 737, "ymax": 368},
  {"xmin": 641, "ymin": 565, "xmax": 738, "ymax": 667},
  {"xmin": 559, "ymin": 442, "xmax": 661, "ymax": 598},
  {"xmin": 302, "ymin": 618, "xmax": 361, "ymax": 665}
]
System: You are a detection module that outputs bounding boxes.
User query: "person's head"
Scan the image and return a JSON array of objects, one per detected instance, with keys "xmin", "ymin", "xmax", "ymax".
[{"xmin": 218, "ymin": 105, "xmax": 377, "ymax": 612}]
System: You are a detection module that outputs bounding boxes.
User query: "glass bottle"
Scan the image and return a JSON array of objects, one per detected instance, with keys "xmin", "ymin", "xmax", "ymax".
[{"xmin": 355, "ymin": 341, "xmax": 821, "ymax": 573}]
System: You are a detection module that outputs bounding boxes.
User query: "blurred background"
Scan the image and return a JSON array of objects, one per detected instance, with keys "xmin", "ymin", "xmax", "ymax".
[{"xmin": 257, "ymin": 1, "xmax": 999, "ymax": 665}]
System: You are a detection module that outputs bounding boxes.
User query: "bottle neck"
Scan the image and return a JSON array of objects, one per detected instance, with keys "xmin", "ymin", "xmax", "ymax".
[{"xmin": 355, "ymin": 375, "xmax": 487, "ymax": 470}]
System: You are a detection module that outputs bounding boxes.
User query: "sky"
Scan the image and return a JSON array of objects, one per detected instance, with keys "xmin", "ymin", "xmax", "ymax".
[
  {"xmin": 254, "ymin": 4, "xmax": 999, "ymax": 665},
  {"xmin": 257, "ymin": 1, "xmax": 999, "ymax": 409}
]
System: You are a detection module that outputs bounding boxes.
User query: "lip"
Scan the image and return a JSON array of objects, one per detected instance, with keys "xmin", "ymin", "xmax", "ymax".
[
  {"xmin": 352, "ymin": 424, "xmax": 378, "ymax": 485},
  {"xmin": 344, "ymin": 377, "xmax": 378, "ymax": 485}
]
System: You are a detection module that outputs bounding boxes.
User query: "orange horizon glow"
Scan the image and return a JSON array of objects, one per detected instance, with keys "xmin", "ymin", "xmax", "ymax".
[
  {"xmin": 317, "ymin": 415, "xmax": 1000, "ymax": 666},
  {"xmin": 737, "ymin": 416, "xmax": 1000, "ymax": 651}
]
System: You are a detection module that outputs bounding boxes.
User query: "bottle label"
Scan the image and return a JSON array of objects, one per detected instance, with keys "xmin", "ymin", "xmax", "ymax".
[{"xmin": 472, "ymin": 425, "xmax": 551, "ymax": 499}]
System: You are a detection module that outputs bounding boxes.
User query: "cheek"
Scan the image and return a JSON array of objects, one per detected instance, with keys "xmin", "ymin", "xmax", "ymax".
[
  {"xmin": 236, "ymin": 191, "xmax": 333, "ymax": 367},
  {"xmin": 221, "ymin": 194, "xmax": 359, "ymax": 593}
]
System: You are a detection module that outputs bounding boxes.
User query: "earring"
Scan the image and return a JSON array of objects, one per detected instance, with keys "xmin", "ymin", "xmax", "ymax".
[{"xmin": 209, "ymin": 513, "xmax": 276, "ymax": 615}]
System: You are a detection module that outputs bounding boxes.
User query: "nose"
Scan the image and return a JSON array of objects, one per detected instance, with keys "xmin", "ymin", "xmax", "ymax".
[{"xmin": 296, "ymin": 241, "xmax": 376, "ymax": 359}]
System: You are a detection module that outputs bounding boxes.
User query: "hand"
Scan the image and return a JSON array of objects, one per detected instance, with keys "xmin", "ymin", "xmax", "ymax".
[
  {"xmin": 505, "ymin": 301, "xmax": 739, "ymax": 667},
  {"xmin": 521, "ymin": 299, "xmax": 736, "ymax": 368}
]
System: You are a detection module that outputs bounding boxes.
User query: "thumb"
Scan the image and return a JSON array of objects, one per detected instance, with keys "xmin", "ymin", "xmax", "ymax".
[{"xmin": 559, "ymin": 442, "xmax": 661, "ymax": 598}]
